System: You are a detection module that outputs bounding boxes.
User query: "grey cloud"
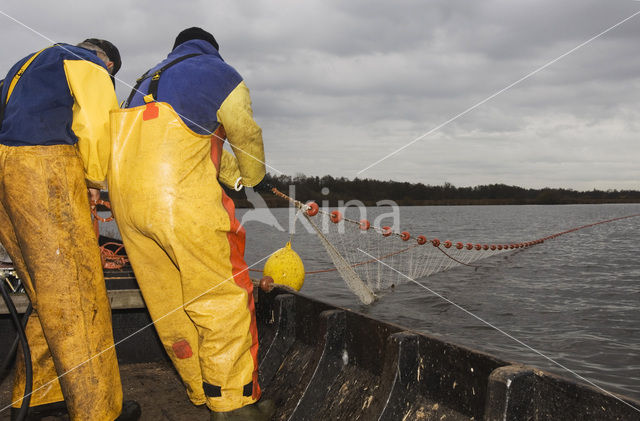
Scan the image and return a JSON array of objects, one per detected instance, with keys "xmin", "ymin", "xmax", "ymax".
[{"xmin": 0, "ymin": 0, "xmax": 638, "ymax": 190}]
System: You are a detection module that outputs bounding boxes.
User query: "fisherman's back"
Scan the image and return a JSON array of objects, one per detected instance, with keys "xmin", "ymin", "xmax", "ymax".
[
  {"xmin": 126, "ymin": 39, "xmax": 243, "ymax": 135},
  {"xmin": 0, "ymin": 44, "xmax": 108, "ymax": 146}
]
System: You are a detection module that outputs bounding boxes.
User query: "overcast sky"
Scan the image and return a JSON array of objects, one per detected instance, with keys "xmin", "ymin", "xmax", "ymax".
[{"xmin": 1, "ymin": 0, "xmax": 639, "ymax": 190}]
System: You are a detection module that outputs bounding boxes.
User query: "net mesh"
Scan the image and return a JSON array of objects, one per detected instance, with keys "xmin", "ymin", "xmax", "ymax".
[
  {"xmin": 304, "ymin": 213, "xmax": 377, "ymax": 304},
  {"xmin": 312, "ymin": 210, "xmax": 508, "ymax": 294}
]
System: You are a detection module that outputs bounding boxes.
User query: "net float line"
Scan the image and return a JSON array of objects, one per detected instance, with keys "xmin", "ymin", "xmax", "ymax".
[
  {"xmin": 267, "ymin": 188, "xmax": 640, "ymax": 275},
  {"xmin": 270, "ymin": 187, "xmax": 544, "ymax": 249},
  {"xmin": 271, "ymin": 188, "xmax": 640, "ymax": 247},
  {"xmin": 271, "ymin": 187, "xmax": 415, "ymax": 241},
  {"xmin": 273, "ymin": 189, "xmax": 546, "ymax": 246}
]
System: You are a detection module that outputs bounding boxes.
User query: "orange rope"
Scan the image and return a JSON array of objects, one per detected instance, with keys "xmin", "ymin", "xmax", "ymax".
[
  {"xmin": 90, "ymin": 199, "xmax": 129, "ymax": 270},
  {"xmin": 90, "ymin": 199, "xmax": 114, "ymax": 222},
  {"xmin": 100, "ymin": 242, "xmax": 129, "ymax": 270}
]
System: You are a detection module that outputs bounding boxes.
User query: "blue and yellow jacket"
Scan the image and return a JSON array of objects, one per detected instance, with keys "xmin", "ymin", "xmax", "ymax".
[
  {"xmin": 127, "ymin": 40, "xmax": 265, "ymax": 187},
  {"xmin": 0, "ymin": 44, "xmax": 118, "ymax": 187}
]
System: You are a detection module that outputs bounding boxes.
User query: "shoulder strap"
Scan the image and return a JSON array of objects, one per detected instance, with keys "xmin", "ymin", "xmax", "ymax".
[
  {"xmin": 123, "ymin": 53, "xmax": 201, "ymax": 108},
  {"xmin": 0, "ymin": 79, "xmax": 3, "ymax": 130},
  {"xmin": 0, "ymin": 46, "xmax": 52, "ymax": 130}
]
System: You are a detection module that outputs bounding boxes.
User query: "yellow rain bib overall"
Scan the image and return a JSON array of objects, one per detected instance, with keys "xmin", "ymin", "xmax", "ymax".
[
  {"xmin": 108, "ymin": 100, "xmax": 260, "ymax": 412},
  {"xmin": 1, "ymin": 45, "xmax": 122, "ymax": 421},
  {"xmin": 0, "ymin": 145, "xmax": 122, "ymax": 420}
]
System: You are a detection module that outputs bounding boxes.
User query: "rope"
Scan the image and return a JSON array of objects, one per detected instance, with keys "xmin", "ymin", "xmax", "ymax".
[
  {"xmin": 435, "ymin": 246, "xmax": 483, "ymax": 268},
  {"xmin": 90, "ymin": 199, "xmax": 129, "ymax": 270},
  {"xmin": 100, "ymin": 242, "xmax": 128, "ymax": 270},
  {"xmin": 90, "ymin": 199, "xmax": 114, "ymax": 222}
]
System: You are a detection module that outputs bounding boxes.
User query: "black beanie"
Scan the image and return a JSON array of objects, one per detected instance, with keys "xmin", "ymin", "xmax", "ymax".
[
  {"xmin": 173, "ymin": 27, "xmax": 219, "ymax": 51},
  {"xmin": 83, "ymin": 38, "xmax": 121, "ymax": 75}
]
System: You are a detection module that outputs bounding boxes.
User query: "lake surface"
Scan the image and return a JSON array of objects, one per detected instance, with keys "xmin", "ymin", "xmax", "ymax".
[{"xmin": 237, "ymin": 203, "xmax": 640, "ymax": 401}]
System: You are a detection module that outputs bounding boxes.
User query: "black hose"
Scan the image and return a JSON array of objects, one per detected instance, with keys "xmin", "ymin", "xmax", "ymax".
[
  {"xmin": 0, "ymin": 281, "xmax": 32, "ymax": 421},
  {"xmin": 0, "ymin": 303, "xmax": 32, "ymax": 378}
]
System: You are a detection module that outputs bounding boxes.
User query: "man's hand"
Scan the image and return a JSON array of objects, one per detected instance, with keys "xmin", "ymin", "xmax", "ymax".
[{"xmin": 88, "ymin": 188, "xmax": 101, "ymax": 207}]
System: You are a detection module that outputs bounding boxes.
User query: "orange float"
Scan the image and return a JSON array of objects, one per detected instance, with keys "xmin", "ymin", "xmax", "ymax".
[{"xmin": 306, "ymin": 201, "xmax": 319, "ymax": 216}]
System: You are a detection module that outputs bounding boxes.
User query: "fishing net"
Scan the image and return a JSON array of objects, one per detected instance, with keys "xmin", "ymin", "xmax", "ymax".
[
  {"xmin": 273, "ymin": 189, "xmax": 526, "ymax": 303},
  {"xmin": 305, "ymin": 207, "xmax": 511, "ymax": 297},
  {"xmin": 303, "ymin": 213, "xmax": 377, "ymax": 304},
  {"xmin": 272, "ymin": 188, "xmax": 640, "ymax": 304}
]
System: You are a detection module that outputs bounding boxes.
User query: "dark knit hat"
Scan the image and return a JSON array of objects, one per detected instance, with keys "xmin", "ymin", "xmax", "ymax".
[
  {"xmin": 83, "ymin": 38, "xmax": 121, "ymax": 75},
  {"xmin": 173, "ymin": 27, "xmax": 219, "ymax": 51}
]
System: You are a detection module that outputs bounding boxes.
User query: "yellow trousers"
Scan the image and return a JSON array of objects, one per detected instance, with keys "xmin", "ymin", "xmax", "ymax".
[
  {"xmin": 108, "ymin": 103, "xmax": 260, "ymax": 412},
  {"xmin": 0, "ymin": 144, "xmax": 122, "ymax": 421}
]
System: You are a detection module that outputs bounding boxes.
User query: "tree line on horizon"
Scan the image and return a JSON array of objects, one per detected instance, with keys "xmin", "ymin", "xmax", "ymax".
[{"xmin": 224, "ymin": 173, "xmax": 640, "ymax": 207}]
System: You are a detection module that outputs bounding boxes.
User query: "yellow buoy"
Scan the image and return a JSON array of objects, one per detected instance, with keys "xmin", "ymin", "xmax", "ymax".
[{"xmin": 263, "ymin": 241, "xmax": 305, "ymax": 290}]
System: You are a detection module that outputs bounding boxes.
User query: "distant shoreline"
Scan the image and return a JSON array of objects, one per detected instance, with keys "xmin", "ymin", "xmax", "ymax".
[
  {"xmin": 230, "ymin": 198, "xmax": 640, "ymax": 208},
  {"xmin": 224, "ymin": 173, "xmax": 640, "ymax": 208}
]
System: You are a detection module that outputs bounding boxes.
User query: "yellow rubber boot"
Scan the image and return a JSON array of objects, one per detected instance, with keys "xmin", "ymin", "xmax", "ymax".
[{"xmin": 211, "ymin": 399, "xmax": 275, "ymax": 421}]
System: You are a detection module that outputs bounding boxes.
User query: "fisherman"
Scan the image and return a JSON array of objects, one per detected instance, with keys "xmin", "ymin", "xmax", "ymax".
[
  {"xmin": 0, "ymin": 40, "xmax": 140, "ymax": 420},
  {"xmin": 108, "ymin": 27, "xmax": 273, "ymax": 420}
]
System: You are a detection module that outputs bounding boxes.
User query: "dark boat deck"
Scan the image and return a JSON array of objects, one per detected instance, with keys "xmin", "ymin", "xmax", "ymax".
[{"xmin": 1, "ymin": 361, "xmax": 210, "ymax": 421}]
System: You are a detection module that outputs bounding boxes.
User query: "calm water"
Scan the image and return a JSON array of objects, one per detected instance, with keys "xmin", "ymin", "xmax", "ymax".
[{"xmin": 237, "ymin": 203, "xmax": 640, "ymax": 401}]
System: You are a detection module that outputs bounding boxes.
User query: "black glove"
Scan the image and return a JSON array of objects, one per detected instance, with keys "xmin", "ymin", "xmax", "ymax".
[{"xmin": 252, "ymin": 179, "xmax": 274, "ymax": 193}]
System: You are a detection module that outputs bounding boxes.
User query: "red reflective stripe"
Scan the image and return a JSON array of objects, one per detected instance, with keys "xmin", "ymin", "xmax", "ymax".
[
  {"xmin": 220, "ymin": 190, "xmax": 261, "ymax": 400},
  {"xmin": 172, "ymin": 339, "xmax": 193, "ymax": 359},
  {"xmin": 210, "ymin": 129, "xmax": 224, "ymax": 173}
]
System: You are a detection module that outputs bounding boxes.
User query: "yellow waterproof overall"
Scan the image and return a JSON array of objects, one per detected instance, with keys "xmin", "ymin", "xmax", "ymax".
[
  {"xmin": 0, "ymin": 45, "xmax": 122, "ymax": 420},
  {"xmin": 0, "ymin": 144, "xmax": 122, "ymax": 420},
  {"xmin": 108, "ymin": 101, "xmax": 260, "ymax": 412}
]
